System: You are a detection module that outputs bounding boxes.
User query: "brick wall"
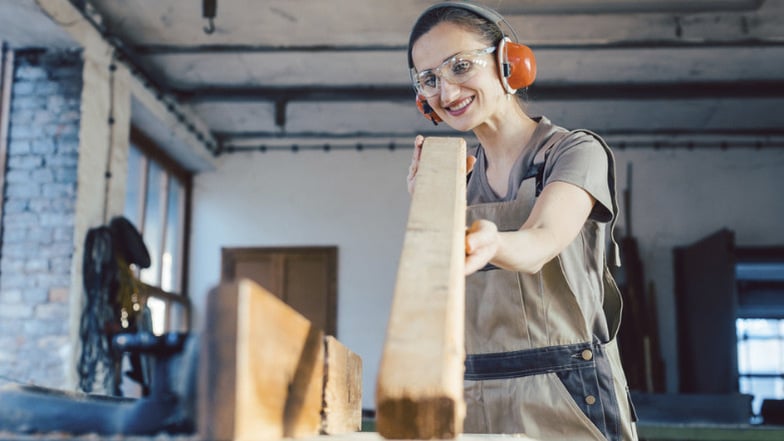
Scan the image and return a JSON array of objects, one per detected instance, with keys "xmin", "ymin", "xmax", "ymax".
[{"xmin": 0, "ymin": 49, "xmax": 83, "ymax": 387}]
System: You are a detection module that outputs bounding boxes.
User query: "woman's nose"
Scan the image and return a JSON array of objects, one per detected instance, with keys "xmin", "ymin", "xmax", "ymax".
[{"xmin": 439, "ymin": 78, "xmax": 460, "ymax": 104}]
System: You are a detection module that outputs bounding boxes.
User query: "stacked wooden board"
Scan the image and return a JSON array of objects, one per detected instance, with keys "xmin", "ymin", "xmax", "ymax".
[{"xmin": 200, "ymin": 279, "xmax": 362, "ymax": 440}]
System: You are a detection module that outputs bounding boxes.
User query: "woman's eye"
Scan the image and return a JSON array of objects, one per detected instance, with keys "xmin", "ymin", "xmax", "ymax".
[
  {"xmin": 452, "ymin": 60, "xmax": 472, "ymax": 75},
  {"xmin": 421, "ymin": 74, "xmax": 437, "ymax": 88}
]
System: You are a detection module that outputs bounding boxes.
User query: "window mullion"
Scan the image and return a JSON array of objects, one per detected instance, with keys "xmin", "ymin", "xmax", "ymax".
[{"xmin": 157, "ymin": 172, "xmax": 170, "ymax": 289}]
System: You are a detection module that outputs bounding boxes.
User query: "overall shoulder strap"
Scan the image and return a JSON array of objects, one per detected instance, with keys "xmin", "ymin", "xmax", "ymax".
[
  {"xmin": 571, "ymin": 129, "xmax": 622, "ymax": 268},
  {"xmin": 530, "ymin": 130, "xmax": 571, "ymax": 197},
  {"xmin": 559, "ymin": 129, "xmax": 625, "ymax": 338},
  {"xmin": 533, "ymin": 130, "xmax": 569, "ymax": 165},
  {"xmin": 534, "ymin": 129, "xmax": 622, "ymax": 268}
]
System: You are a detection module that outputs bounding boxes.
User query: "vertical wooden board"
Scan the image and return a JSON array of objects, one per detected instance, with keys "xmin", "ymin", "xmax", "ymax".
[
  {"xmin": 322, "ymin": 336, "xmax": 363, "ymax": 434},
  {"xmin": 376, "ymin": 137, "xmax": 467, "ymax": 439},
  {"xmin": 674, "ymin": 229, "xmax": 738, "ymax": 394},
  {"xmin": 199, "ymin": 279, "xmax": 324, "ymax": 441}
]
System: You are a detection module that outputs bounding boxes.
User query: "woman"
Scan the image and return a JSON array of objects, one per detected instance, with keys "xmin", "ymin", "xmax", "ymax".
[{"xmin": 406, "ymin": 2, "xmax": 638, "ymax": 440}]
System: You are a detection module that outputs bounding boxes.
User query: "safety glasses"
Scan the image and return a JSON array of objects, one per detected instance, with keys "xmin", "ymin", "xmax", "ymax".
[{"xmin": 411, "ymin": 46, "xmax": 496, "ymax": 98}]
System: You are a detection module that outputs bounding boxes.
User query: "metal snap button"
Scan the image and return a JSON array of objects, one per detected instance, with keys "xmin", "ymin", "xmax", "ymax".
[{"xmin": 581, "ymin": 349, "xmax": 593, "ymax": 361}]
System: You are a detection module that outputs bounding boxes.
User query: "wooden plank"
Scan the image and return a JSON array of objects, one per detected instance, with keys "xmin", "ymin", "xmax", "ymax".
[
  {"xmin": 674, "ymin": 229, "xmax": 738, "ymax": 394},
  {"xmin": 321, "ymin": 336, "xmax": 363, "ymax": 435},
  {"xmin": 199, "ymin": 278, "xmax": 324, "ymax": 441},
  {"xmin": 375, "ymin": 137, "xmax": 467, "ymax": 439}
]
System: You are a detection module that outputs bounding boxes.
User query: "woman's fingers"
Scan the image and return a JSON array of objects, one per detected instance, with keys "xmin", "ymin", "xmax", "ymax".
[
  {"xmin": 465, "ymin": 220, "xmax": 493, "ymax": 253},
  {"xmin": 414, "ymin": 134, "xmax": 424, "ymax": 153},
  {"xmin": 466, "ymin": 155, "xmax": 476, "ymax": 174},
  {"xmin": 464, "ymin": 220, "xmax": 499, "ymax": 275},
  {"xmin": 407, "ymin": 135, "xmax": 425, "ymax": 195},
  {"xmin": 409, "ymin": 136, "xmax": 473, "ymax": 195}
]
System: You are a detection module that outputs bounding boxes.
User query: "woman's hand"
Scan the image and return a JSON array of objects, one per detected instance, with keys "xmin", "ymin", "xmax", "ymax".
[
  {"xmin": 465, "ymin": 219, "xmax": 499, "ymax": 275},
  {"xmin": 407, "ymin": 135, "xmax": 425, "ymax": 195},
  {"xmin": 407, "ymin": 135, "xmax": 477, "ymax": 195}
]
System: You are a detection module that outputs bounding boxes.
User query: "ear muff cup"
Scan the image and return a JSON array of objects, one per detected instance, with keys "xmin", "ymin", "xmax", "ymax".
[
  {"xmin": 416, "ymin": 94, "xmax": 442, "ymax": 125},
  {"xmin": 497, "ymin": 37, "xmax": 537, "ymax": 94}
]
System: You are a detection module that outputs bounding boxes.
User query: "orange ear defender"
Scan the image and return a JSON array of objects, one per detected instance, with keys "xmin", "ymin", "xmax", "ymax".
[
  {"xmin": 416, "ymin": 94, "xmax": 442, "ymax": 125},
  {"xmin": 498, "ymin": 37, "xmax": 537, "ymax": 92}
]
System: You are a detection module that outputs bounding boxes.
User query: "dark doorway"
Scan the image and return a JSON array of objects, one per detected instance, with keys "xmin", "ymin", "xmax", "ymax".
[{"xmin": 221, "ymin": 246, "xmax": 338, "ymax": 336}]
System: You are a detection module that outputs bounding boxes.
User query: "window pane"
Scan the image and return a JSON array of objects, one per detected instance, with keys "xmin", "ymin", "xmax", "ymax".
[
  {"xmin": 740, "ymin": 376, "xmax": 783, "ymax": 416},
  {"xmin": 140, "ymin": 161, "xmax": 165, "ymax": 286},
  {"xmin": 738, "ymin": 318, "xmax": 780, "ymax": 337},
  {"xmin": 124, "ymin": 145, "xmax": 144, "ymax": 228},
  {"xmin": 162, "ymin": 177, "xmax": 184, "ymax": 293},
  {"xmin": 739, "ymin": 339, "xmax": 782, "ymax": 373},
  {"xmin": 124, "ymin": 135, "xmax": 190, "ymax": 339},
  {"xmin": 146, "ymin": 297, "xmax": 166, "ymax": 336},
  {"xmin": 737, "ymin": 317, "xmax": 784, "ymax": 417}
]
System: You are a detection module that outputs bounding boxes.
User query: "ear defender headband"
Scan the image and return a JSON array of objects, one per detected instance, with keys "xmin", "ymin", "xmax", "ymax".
[{"xmin": 408, "ymin": 1, "xmax": 537, "ymax": 124}]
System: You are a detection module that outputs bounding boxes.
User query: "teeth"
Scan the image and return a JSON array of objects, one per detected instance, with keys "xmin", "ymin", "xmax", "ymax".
[{"xmin": 449, "ymin": 97, "xmax": 473, "ymax": 111}]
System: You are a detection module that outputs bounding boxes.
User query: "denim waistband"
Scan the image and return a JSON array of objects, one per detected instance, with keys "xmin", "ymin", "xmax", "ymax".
[{"xmin": 464, "ymin": 341, "xmax": 595, "ymax": 381}]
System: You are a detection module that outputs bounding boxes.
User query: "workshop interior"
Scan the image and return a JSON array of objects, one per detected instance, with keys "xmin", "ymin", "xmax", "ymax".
[{"xmin": 0, "ymin": 0, "xmax": 783, "ymax": 440}]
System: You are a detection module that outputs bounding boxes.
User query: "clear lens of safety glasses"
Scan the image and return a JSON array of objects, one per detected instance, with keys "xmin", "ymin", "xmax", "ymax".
[{"xmin": 413, "ymin": 46, "xmax": 496, "ymax": 98}]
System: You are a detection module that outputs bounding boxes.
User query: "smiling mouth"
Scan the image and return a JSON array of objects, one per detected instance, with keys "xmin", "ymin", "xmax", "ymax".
[{"xmin": 446, "ymin": 96, "xmax": 474, "ymax": 114}]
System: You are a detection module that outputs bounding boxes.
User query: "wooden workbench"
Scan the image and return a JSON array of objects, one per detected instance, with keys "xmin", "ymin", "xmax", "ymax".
[
  {"xmin": 0, "ymin": 433, "xmax": 539, "ymax": 441},
  {"xmin": 5, "ymin": 424, "xmax": 784, "ymax": 441},
  {"xmin": 636, "ymin": 422, "xmax": 784, "ymax": 441}
]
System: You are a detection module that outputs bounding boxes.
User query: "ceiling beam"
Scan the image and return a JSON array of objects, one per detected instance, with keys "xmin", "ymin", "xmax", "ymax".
[
  {"xmin": 85, "ymin": 0, "xmax": 784, "ymax": 48},
  {"xmin": 195, "ymin": 96, "xmax": 784, "ymax": 142},
  {"xmin": 176, "ymin": 80, "xmax": 784, "ymax": 103},
  {"xmin": 131, "ymin": 39, "xmax": 784, "ymax": 56},
  {"xmin": 137, "ymin": 45, "xmax": 784, "ymax": 90},
  {"xmin": 493, "ymin": 0, "xmax": 765, "ymax": 15}
]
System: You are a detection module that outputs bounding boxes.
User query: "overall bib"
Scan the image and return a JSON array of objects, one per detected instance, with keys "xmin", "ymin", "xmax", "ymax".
[{"xmin": 463, "ymin": 131, "xmax": 638, "ymax": 441}]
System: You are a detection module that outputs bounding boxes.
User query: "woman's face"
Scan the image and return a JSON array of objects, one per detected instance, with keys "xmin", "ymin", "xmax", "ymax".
[{"xmin": 411, "ymin": 22, "xmax": 506, "ymax": 132}]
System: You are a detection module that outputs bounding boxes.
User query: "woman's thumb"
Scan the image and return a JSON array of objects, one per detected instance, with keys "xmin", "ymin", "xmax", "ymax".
[{"xmin": 466, "ymin": 155, "xmax": 477, "ymax": 174}]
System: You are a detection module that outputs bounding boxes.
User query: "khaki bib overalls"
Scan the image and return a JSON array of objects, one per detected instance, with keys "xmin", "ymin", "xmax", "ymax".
[{"xmin": 463, "ymin": 131, "xmax": 638, "ymax": 441}]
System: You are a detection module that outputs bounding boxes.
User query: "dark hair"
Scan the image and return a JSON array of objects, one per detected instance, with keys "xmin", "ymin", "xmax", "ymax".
[{"xmin": 407, "ymin": 6, "xmax": 503, "ymax": 70}]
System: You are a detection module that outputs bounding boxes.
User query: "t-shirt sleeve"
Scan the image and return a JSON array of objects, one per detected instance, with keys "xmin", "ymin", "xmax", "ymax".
[{"xmin": 543, "ymin": 132, "xmax": 614, "ymax": 223}]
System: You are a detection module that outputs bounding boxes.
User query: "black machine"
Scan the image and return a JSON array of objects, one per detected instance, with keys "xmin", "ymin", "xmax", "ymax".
[
  {"xmin": 0, "ymin": 217, "xmax": 198, "ymax": 436},
  {"xmin": 0, "ymin": 331, "xmax": 198, "ymax": 436}
]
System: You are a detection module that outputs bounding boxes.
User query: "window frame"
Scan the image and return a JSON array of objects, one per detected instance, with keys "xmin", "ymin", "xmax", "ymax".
[
  {"xmin": 734, "ymin": 247, "xmax": 784, "ymax": 418},
  {"xmin": 0, "ymin": 44, "xmax": 13, "ymax": 252},
  {"xmin": 127, "ymin": 127, "xmax": 193, "ymax": 298}
]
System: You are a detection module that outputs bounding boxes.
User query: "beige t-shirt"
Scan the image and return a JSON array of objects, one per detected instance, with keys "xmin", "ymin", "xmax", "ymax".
[{"xmin": 466, "ymin": 116, "xmax": 614, "ymax": 224}]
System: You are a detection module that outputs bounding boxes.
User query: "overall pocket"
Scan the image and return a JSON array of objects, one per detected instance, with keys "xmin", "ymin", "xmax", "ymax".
[{"xmin": 554, "ymin": 343, "xmax": 623, "ymax": 441}]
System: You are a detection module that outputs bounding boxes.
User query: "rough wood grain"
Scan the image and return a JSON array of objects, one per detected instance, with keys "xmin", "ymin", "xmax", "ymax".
[
  {"xmin": 321, "ymin": 336, "xmax": 363, "ymax": 434},
  {"xmin": 376, "ymin": 137, "xmax": 467, "ymax": 439},
  {"xmin": 199, "ymin": 279, "xmax": 324, "ymax": 441}
]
